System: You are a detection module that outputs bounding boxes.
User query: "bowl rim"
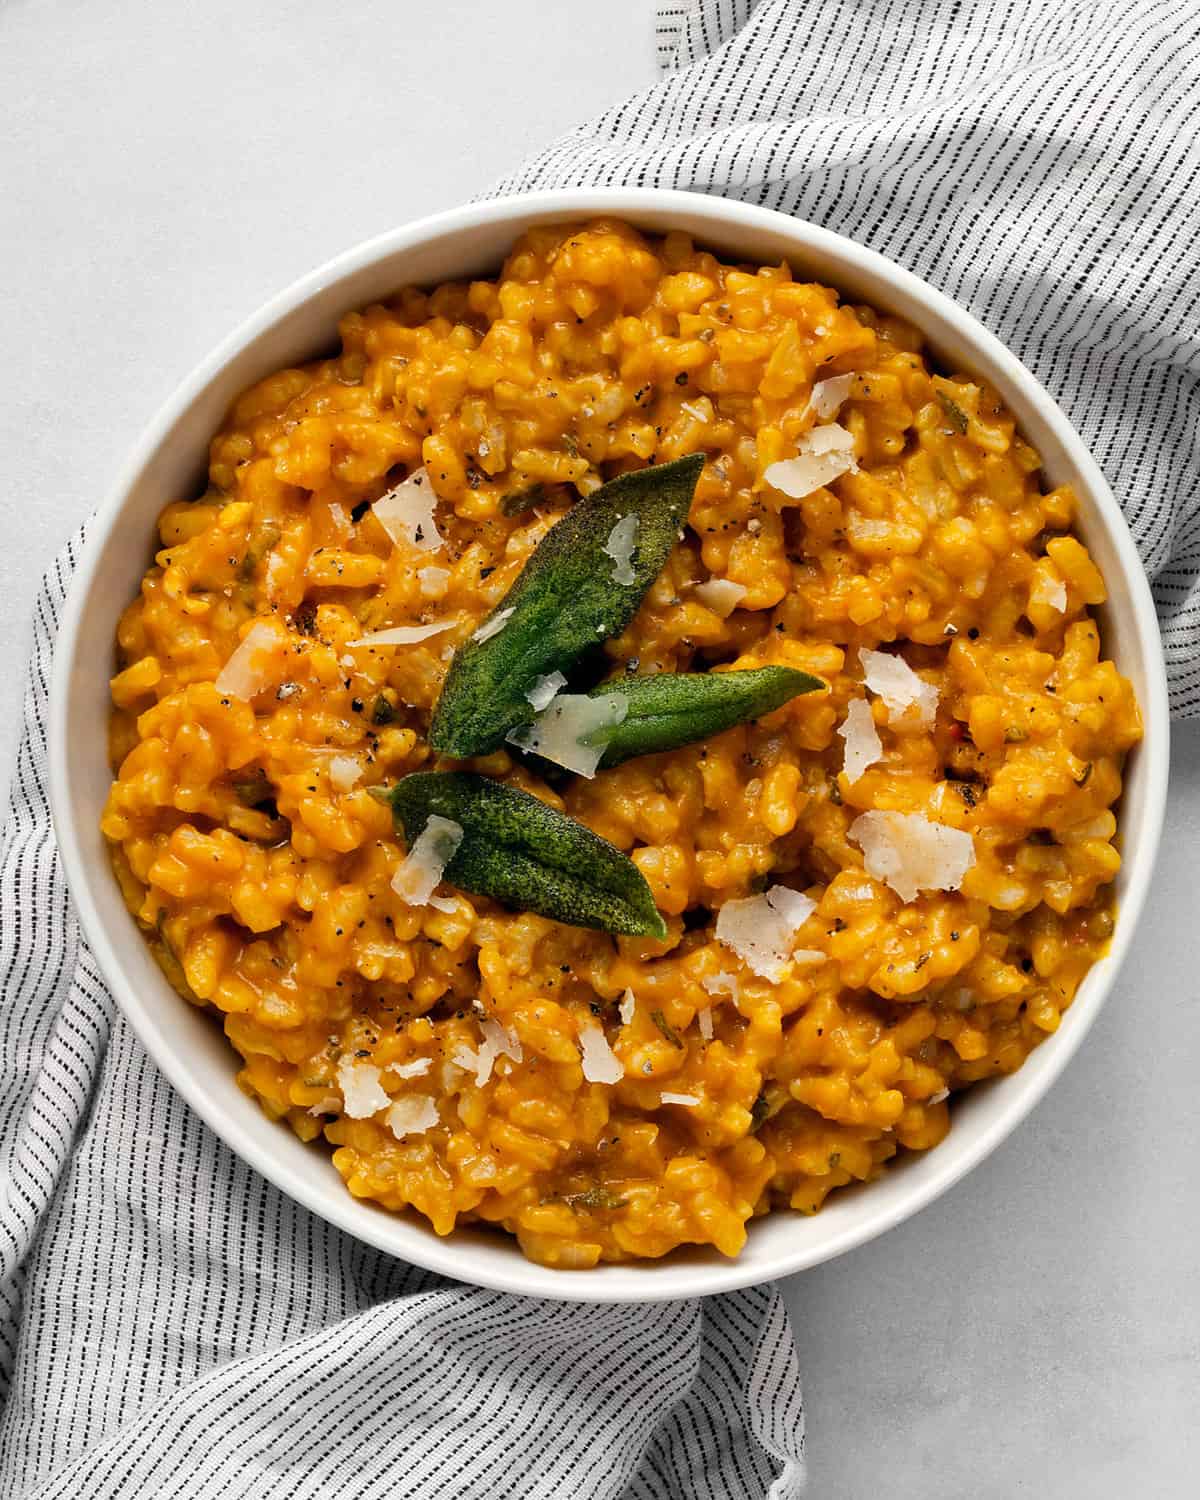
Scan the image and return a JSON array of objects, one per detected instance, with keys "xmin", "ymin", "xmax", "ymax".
[{"xmin": 48, "ymin": 187, "xmax": 1170, "ymax": 1301}]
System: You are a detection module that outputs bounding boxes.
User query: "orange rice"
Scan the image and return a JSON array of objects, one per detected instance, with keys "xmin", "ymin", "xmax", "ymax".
[{"xmin": 101, "ymin": 220, "xmax": 1141, "ymax": 1267}]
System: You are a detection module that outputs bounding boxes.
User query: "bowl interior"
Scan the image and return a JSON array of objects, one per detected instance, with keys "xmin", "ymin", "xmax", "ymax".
[{"xmin": 51, "ymin": 192, "xmax": 1168, "ymax": 1300}]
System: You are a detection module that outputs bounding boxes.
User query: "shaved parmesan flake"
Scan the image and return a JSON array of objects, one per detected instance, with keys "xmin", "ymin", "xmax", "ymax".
[
  {"xmin": 848, "ymin": 810, "xmax": 975, "ymax": 903},
  {"xmin": 860, "ymin": 648, "xmax": 938, "ymax": 729},
  {"xmin": 701, "ymin": 971, "xmax": 741, "ymax": 1003},
  {"xmin": 763, "ymin": 422, "xmax": 859, "ymax": 499},
  {"xmin": 372, "ymin": 467, "xmax": 443, "ymax": 552},
  {"xmin": 929, "ymin": 1088, "xmax": 950, "ymax": 1105},
  {"xmin": 265, "ymin": 553, "xmax": 287, "ymax": 601},
  {"xmin": 506, "ymin": 692, "xmax": 628, "ymax": 778},
  {"xmin": 715, "ymin": 885, "xmax": 817, "ymax": 983},
  {"xmin": 327, "ymin": 501, "xmax": 352, "ymax": 537},
  {"xmin": 838, "ymin": 697, "xmax": 883, "ymax": 784},
  {"xmin": 214, "ymin": 620, "xmax": 289, "ymax": 700},
  {"xmin": 418, "ymin": 565, "xmax": 451, "ymax": 600},
  {"xmin": 697, "ymin": 1006, "xmax": 714, "ymax": 1041},
  {"xmin": 578, "ymin": 1021, "xmax": 624, "ymax": 1084},
  {"xmin": 661, "ymin": 1092, "xmax": 699, "ymax": 1107},
  {"xmin": 693, "ymin": 578, "xmax": 747, "ymax": 617},
  {"xmin": 808, "ymin": 373, "xmax": 855, "ymax": 419},
  {"xmin": 602, "ymin": 514, "xmax": 640, "ymax": 585},
  {"xmin": 619, "ymin": 988, "xmax": 636, "ymax": 1025},
  {"xmin": 349, "ymin": 620, "xmax": 454, "ymax": 648},
  {"xmin": 391, "ymin": 814, "xmax": 463, "ymax": 912},
  {"xmin": 1030, "ymin": 569, "xmax": 1067, "ymax": 614},
  {"xmin": 452, "ymin": 1043, "xmax": 480, "ymax": 1074},
  {"xmin": 453, "ymin": 1021, "xmax": 523, "ymax": 1088},
  {"xmin": 336, "ymin": 1057, "xmax": 391, "ymax": 1119},
  {"xmin": 386, "ymin": 1094, "xmax": 440, "ymax": 1139},
  {"xmin": 307, "ymin": 1095, "xmax": 341, "ymax": 1118},
  {"xmin": 328, "ymin": 755, "xmax": 362, "ymax": 794},
  {"xmin": 391, "ymin": 1058, "xmax": 433, "ymax": 1080},
  {"xmin": 472, "ymin": 607, "xmax": 514, "ymax": 644},
  {"xmin": 526, "ymin": 670, "xmax": 567, "ymax": 711}
]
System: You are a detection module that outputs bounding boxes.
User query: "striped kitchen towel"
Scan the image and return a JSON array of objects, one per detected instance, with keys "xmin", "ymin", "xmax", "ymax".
[{"xmin": 3, "ymin": 1, "xmax": 1199, "ymax": 1497}]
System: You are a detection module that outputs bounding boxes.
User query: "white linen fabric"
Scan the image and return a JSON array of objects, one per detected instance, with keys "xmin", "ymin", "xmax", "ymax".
[{"xmin": 3, "ymin": 0, "xmax": 1198, "ymax": 1494}]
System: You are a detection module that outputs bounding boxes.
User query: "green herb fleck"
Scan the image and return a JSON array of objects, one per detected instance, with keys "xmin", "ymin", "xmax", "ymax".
[
  {"xmin": 936, "ymin": 391, "xmax": 969, "ymax": 433},
  {"xmin": 650, "ymin": 1009, "xmax": 684, "ymax": 1048},
  {"xmin": 566, "ymin": 1186, "xmax": 628, "ymax": 1212}
]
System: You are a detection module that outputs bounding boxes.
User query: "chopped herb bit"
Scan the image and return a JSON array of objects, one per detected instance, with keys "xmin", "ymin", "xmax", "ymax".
[
  {"xmin": 566, "ymin": 1186, "xmax": 628, "ymax": 1212},
  {"xmin": 936, "ymin": 391, "xmax": 969, "ymax": 432},
  {"xmin": 500, "ymin": 483, "xmax": 547, "ymax": 517},
  {"xmin": 650, "ymin": 1009, "xmax": 684, "ymax": 1047},
  {"xmin": 232, "ymin": 769, "xmax": 273, "ymax": 807},
  {"xmin": 371, "ymin": 695, "xmax": 396, "ymax": 726}
]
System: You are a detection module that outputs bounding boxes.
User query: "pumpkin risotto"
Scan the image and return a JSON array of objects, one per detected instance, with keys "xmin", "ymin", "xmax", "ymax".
[{"xmin": 102, "ymin": 220, "xmax": 1142, "ymax": 1267}]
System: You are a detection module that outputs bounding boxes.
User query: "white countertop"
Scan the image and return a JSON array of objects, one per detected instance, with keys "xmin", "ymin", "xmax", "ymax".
[{"xmin": 3, "ymin": 3, "xmax": 1197, "ymax": 1494}]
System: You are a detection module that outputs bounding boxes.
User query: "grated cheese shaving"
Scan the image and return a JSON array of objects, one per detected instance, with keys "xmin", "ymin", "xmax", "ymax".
[
  {"xmin": 452, "ymin": 1043, "xmax": 480, "ymax": 1075},
  {"xmin": 792, "ymin": 949, "xmax": 826, "ymax": 965},
  {"xmin": 661, "ymin": 1092, "xmax": 699, "ymax": 1107},
  {"xmin": 418, "ymin": 565, "xmax": 451, "ymax": 600},
  {"xmin": 328, "ymin": 755, "xmax": 362, "ymax": 794},
  {"xmin": 349, "ymin": 620, "xmax": 454, "ymax": 648},
  {"xmin": 214, "ymin": 620, "xmax": 290, "ymax": 700},
  {"xmin": 860, "ymin": 648, "xmax": 938, "ymax": 729},
  {"xmin": 1030, "ymin": 568, "xmax": 1068, "ymax": 615},
  {"xmin": 715, "ymin": 885, "xmax": 817, "ymax": 983},
  {"xmin": 602, "ymin": 514, "xmax": 640, "ymax": 585},
  {"xmin": 697, "ymin": 1006, "xmax": 714, "ymax": 1040},
  {"xmin": 619, "ymin": 988, "xmax": 636, "ymax": 1025},
  {"xmin": 526, "ymin": 670, "xmax": 567, "ymax": 711},
  {"xmin": 477, "ymin": 1018, "xmax": 523, "ymax": 1084},
  {"xmin": 506, "ymin": 691, "xmax": 628, "ymax": 778},
  {"xmin": 391, "ymin": 814, "xmax": 463, "ymax": 912},
  {"xmin": 391, "ymin": 1058, "xmax": 433, "ymax": 1080},
  {"xmin": 848, "ymin": 810, "xmax": 976, "ymax": 903},
  {"xmin": 386, "ymin": 1094, "xmax": 440, "ymax": 1139},
  {"xmin": 763, "ymin": 422, "xmax": 859, "ymax": 499},
  {"xmin": 807, "ymin": 373, "xmax": 855, "ymax": 419},
  {"xmin": 701, "ymin": 971, "xmax": 741, "ymax": 1003},
  {"xmin": 693, "ymin": 578, "xmax": 747, "ymax": 617},
  {"xmin": 372, "ymin": 467, "xmax": 443, "ymax": 552},
  {"xmin": 680, "ymin": 401, "xmax": 710, "ymax": 423},
  {"xmin": 472, "ymin": 607, "xmax": 514, "ymax": 644},
  {"xmin": 838, "ymin": 697, "xmax": 883, "ymax": 784},
  {"xmin": 336, "ymin": 1057, "xmax": 391, "ymax": 1119},
  {"xmin": 327, "ymin": 501, "xmax": 352, "ymax": 537},
  {"xmin": 578, "ymin": 1021, "xmax": 624, "ymax": 1084},
  {"xmin": 929, "ymin": 1088, "xmax": 950, "ymax": 1105}
]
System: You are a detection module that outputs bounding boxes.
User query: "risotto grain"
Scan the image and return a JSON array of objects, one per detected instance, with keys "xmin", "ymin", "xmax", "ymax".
[{"xmin": 102, "ymin": 221, "xmax": 1141, "ymax": 1267}]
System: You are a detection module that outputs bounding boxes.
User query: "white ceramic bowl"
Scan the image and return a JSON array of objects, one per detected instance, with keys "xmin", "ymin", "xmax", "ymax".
[{"xmin": 49, "ymin": 189, "xmax": 1170, "ymax": 1302}]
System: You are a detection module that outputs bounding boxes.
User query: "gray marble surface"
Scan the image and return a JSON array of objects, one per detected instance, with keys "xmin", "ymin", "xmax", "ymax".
[{"xmin": 3, "ymin": 4, "xmax": 1197, "ymax": 1495}]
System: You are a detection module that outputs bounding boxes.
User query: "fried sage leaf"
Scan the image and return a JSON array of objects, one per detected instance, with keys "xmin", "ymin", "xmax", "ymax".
[
  {"xmin": 382, "ymin": 771, "xmax": 667, "ymax": 939},
  {"xmin": 589, "ymin": 666, "xmax": 822, "ymax": 768},
  {"xmin": 429, "ymin": 454, "xmax": 704, "ymax": 757}
]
